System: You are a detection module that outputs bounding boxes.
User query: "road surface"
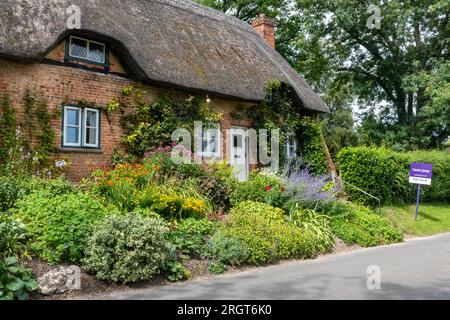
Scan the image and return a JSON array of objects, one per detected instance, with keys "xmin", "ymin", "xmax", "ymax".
[{"xmin": 98, "ymin": 233, "xmax": 450, "ymax": 300}]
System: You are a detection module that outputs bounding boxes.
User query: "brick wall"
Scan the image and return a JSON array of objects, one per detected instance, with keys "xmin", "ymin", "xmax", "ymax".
[{"xmin": 0, "ymin": 37, "xmax": 257, "ymax": 181}]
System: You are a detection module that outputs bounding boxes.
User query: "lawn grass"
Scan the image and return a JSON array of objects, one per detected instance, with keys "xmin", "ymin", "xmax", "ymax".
[{"xmin": 381, "ymin": 202, "xmax": 450, "ymax": 236}]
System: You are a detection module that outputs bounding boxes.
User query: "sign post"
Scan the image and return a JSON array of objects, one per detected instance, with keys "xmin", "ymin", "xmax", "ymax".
[{"xmin": 409, "ymin": 163, "xmax": 433, "ymax": 221}]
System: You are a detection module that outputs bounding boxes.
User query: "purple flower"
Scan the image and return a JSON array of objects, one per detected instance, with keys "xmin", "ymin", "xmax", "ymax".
[{"xmin": 55, "ymin": 160, "xmax": 68, "ymax": 168}]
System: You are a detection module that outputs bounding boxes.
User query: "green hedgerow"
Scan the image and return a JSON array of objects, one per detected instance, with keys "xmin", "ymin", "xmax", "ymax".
[
  {"xmin": 83, "ymin": 213, "xmax": 171, "ymax": 284},
  {"xmin": 13, "ymin": 191, "xmax": 109, "ymax": 264},
  {"xmin": 220, "ymin": 201, "xmax": 317, "ymax": 265}
]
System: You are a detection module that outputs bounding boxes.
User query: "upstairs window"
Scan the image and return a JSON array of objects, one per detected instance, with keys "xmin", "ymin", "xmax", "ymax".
[
  {"xmin": 63, "ymin": 106, "xmax": 100, "ymax": 148},
  {"xmin": 68, "ymin": 36, "xmax": 106, "ymax": 64}
]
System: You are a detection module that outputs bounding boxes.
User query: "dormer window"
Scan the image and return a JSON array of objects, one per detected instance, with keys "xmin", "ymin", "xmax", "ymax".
[{"xmin": 68, "ymin": 36, "xmax": 106, "ymax": 65}]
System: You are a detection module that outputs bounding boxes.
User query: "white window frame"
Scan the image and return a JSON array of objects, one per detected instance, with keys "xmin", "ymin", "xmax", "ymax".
[
  {"xmin": 68, "ymin": 36, "xmax": 106, "ymax": 64},
  {"xmin": 63, "ymin": 106, "xmax": 100, "ymax": 148},
  {"xmin": 83, "ymin": 108, "xmax": 100, "ymax": 148},
  {"xmin": 286, "ymin": 134, "xmax": 297, "ymax": 159},
  {"xmin": 201, "ymin": 124, "xmax": 221, "ymax": 158},
  {"xmin": 63, "ymin": 106, "xmax": 82, "ymax": 147}
]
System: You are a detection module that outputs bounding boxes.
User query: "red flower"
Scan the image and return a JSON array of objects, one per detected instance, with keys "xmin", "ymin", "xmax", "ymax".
[
  {"xmin": 281, "ymin": 187, "xmax": 286, "ymax": 192},
  {"xmin": 265, "ymin": 185, "xmax": 271, "ymax": 191}
]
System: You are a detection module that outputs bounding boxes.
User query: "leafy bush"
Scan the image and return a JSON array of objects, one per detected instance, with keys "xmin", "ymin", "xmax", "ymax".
[
  {"xmin": 230, "ymin": 172, "xmax": 287, "ymax": 208},
  {"xmin": 0, "ymin": 257, "xmax": 38, "ymax": 300},
  {"xmin": 220, "ymin": 201, "xmax": 317, "ymax": 265},
  {"xmin": 296, "ymin": 117, "xmax": 329, "ymax": 175},
  {"xmin": 337, "ymin": 147, "xmax": 408, "ymax": 205},
  {"xmin": 0, "ymin": 176, "xmax": 22, "ymax": 212},
  {"xmin": 406, "ymin": 150, "xmax": 450, "ymax": 202},
  {"xmin": 326, "ymin": 201, "xmax": 403, "ymax": 247},
  {"xmin": 205, "ymin": 233, "xmax": 249, "ymax": 266},
  {"xmin": 13, "ymin": 191, "xmax": 109, "ymax": 264},
  {"xmin": 197, "ymin": 176, "xmax": 232, "ymax": 212},
  {"xmin": 167, "ymin": 218, "xmax": 216, "ymax": 256},
  {"xmin": 21, "ymin": 177, "xmax": 75, "ymax": 197},
  {"xmin": 0, "ymin": 213, "xmax": 28, "ymax": 259},
  {"xmin": 207, "ymin": 262, "xmax": 228, "ymax": 274},
  {"xmin": 138, "ymin": 183, "xmax": 212, "ymax": 220},
  {"xmin": 83, "ymin": 213, "xmax": 170, "ymax": 284},
  {"xmin": 288, "ymin": 209, "xmax": 334, "ymax": 253},
  {"xmin": 337, "ymin": 147, "xmax": 450, "ymax": 204}
]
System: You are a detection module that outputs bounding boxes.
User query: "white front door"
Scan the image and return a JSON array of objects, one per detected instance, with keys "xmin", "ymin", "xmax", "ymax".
[{"xmin": 230, "ymin": 127, "xmax": 249, "ymax": 181}]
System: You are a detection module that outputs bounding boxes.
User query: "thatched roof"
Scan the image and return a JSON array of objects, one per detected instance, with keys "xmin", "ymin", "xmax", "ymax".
[{"xmin": 0, "ymin": 0, "xmax": 329, "ymax": 113}]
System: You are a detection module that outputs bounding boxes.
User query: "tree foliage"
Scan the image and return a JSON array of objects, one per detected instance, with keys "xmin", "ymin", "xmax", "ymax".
[{"xmin": 196, "ymin": 0, "xmax": 449, "ymax": 150}]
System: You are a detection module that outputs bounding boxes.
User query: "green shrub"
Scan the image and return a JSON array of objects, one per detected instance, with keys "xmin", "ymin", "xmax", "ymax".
[
  {"xmin": 406, "ymin": 150, "xmax": 450, "ymax": 202},
  {"xmin": 197, "ymin": 176, "xmax": 232, "ymax": 212},
  {"xmin": 13, "ymin": 191, "xmax": 109, "ymax": 264},
  {"xmin": 207, "ymin": 261, "xmax": 228, "ymax": 274},
  {"xmin": 337, "ymin": 147, "xmax": 407, "ymax": 205},
  {"xmin": 138, "ymin": 183, "xmax": 212, "ymax": 220},
  {"xmin": 167, "ymin": 218, "xmax": 216, "ymax": 256},
  {"xmin": 220, "ymin": 201, "xmax": 317, "ymax": 265},
  {"xmin": 0, "ymin": 257, "xmax": 38, "ymax": 300},
  {"xmin": 230, "ymin": 172, "xmax": 287, "ymax": 208},
  {"xmin": 83, "ymin": 213, "xmax": 170, "ymax": 284},
  {"xmin": 288, "ymin": 209, "xmax": 334, "ymax": 253},
  {"xmin": 205, "ymin": 233, "xmax": 249, "ymax": 266},
  {"xmin": 0, "ymin": 213, "xmax": 28, "ymax": 259},
  {"xmin": 337, "ymin": 147, "xmax": 450, "ymax": 204},
  {"xmin": 327, "ymin": 201, "xmax": 403, "ymax": 247},
  {"xmin": 0, "ymin": 177, "xmax": 22, "ymax": 212},
  {"xmin": 297, "ymin": 117, "xmax": 329, "ymax": 175},
  {"xmin": 21, "ymin": 177, "xmax": 76, "ymax": 197}
]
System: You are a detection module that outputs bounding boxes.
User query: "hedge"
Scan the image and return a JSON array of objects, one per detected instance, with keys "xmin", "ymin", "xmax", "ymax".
[{"xmin": 337, "ymin": 147, "xmax": 449, "ymax": 205}]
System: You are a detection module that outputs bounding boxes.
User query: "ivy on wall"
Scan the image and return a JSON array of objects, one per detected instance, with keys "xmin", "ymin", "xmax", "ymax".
[
  {"xmin": 247, "ymin": 80, "xmax": 328, "ymax": 175},
  {"xmin": 106, "ymin": 86, "xmax": 222, "ymax": 158}
]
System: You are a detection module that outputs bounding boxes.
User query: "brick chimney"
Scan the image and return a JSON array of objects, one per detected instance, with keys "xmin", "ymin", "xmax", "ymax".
[{"xmin": 252, "ymin": 14, "xmax": 276, "ymax": 48}]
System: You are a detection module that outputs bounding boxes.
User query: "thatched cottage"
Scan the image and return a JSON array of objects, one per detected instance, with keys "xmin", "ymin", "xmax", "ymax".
[{"xmin": 0, "ymin": 0, "xmax": 328, "ymax": 181}]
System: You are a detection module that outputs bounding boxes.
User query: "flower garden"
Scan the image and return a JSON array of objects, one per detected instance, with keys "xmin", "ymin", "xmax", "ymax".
[{"xmin": 0, "ymin": 141, "xmax": 406, "ymax": 300}]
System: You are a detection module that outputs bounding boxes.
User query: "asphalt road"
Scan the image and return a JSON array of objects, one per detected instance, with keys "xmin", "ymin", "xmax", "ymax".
[{"xmin": 100, "ymin": 233, "xmax": 450, "ymax": 300}]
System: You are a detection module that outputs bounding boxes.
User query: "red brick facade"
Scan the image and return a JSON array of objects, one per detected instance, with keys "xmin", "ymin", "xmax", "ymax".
[{"xmin": 0, "ymin": 37, "xmax": 256, "ymax": 181}]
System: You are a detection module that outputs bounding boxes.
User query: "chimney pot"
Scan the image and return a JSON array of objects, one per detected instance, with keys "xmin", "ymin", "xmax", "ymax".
[{"xmin": 252, "ymin": 14, "xmax": 276, "ymax": 48}]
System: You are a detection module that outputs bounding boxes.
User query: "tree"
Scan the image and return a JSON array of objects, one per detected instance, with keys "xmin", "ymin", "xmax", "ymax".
[
  {"xmin": 195, "ymin": 0, "xmax": 289, "ymax": 21},
  {"xmin": 197, "ymin": 0, "xmax": 449, "ymax": 149}
]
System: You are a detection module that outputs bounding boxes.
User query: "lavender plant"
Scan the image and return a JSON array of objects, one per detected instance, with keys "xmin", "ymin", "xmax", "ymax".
[{"xmin": 281, "ymin": 158, "xmax": 336, "ymax": 212}]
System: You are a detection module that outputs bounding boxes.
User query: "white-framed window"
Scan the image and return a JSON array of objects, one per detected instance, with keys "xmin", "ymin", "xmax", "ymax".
[
  {"xmin": 68, "ymin": 36, "xmax": 106, "ymax": 64},
  {"xmin": 201, "ymin": 124, "xmax": 221, "ymax": 158},
  {"xmin": 286, "ymin": 134, "xmax": 297, "ymax": 159},
  {"xmin": 63, "ymin": 106, "xmax": 100, "ymax": 148}
]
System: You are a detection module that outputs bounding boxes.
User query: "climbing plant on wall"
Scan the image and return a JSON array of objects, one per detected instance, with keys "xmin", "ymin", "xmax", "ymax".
[
  {"xmin": 248, "ymin": 80, "xmax": 328, "ymax": 175},
  {"xmin": 0, "ymin": 88, "xmax": 57, "ymax": 177},
  {"xmin": 106, "ymin": 86, "xmax": 222, "ymax": 158}
]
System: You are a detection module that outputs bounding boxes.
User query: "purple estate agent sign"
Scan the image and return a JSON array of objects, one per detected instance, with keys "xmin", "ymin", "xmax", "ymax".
[{"xmin": 409, "ymin": 163, "xmax": 433, "ymax": 186}]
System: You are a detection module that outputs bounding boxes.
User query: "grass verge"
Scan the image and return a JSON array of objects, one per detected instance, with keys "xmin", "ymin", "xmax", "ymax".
[{"xmin": 381, "ymin": 202, "xmax": 450, "ymax": 236}]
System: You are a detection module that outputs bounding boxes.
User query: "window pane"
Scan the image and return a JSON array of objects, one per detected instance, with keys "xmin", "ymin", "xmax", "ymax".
[
  {"xmin": 88, "ymin": 42, "xmax": 105, "ymax": 63},
  {"xmin": 66, "ymin": 127, "xmax": 79, "ymax": 144},
  {"xmin": 86, "ymin": 110, "xmax": 98, "ymax": 127},
  {"xmin": 66, "ymin": 109, "xmax": 79, "ymax": 126},
  {"xmin": 86, "ymin": 127, "xmax": 97, "ymax": 145},
  {"xmin": 70, "ymin": 38, "xmax": 88, "ymax": 58}
]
